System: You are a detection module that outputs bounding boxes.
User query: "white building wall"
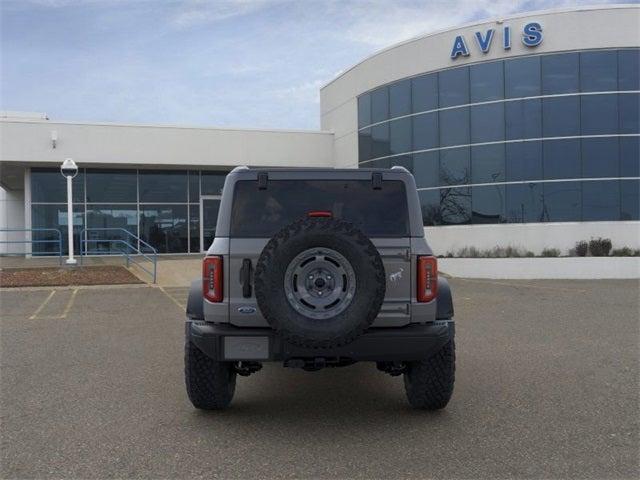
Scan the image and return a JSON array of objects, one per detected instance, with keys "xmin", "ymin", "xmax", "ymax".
[{"xmin": 0, "ymin": 186, "xmax": 26, "ymax": 254}]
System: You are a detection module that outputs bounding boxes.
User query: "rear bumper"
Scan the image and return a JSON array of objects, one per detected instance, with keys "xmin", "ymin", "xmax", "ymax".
[{"xmin": 187, "ymin": 320, "xmax": 454, "ymax": 362}]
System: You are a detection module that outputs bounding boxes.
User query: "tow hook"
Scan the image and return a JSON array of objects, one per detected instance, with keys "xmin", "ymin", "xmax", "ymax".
[
  {"xmin": 376, "ymin": 361, "xmax": 407, "ymax": 376},
  {"xmin": 234, "ymin": 361, "xmax": 263, "ymax": 376}
]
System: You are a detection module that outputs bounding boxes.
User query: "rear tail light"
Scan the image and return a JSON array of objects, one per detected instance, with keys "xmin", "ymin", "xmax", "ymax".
[
  {"xmin": 203, "ymin": 256, "xmax": 223, "ymax": 302},
  {"xmin": 417, "ymin": 256, "xmax": 438, "ymax": 303},
  {"xmin": 307, "ymin": 211, "xmax": 332, "ymax": 217}
]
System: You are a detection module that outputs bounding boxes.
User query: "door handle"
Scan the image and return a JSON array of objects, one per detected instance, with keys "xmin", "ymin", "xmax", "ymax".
[{"xmin": 240, "ymin": 258, "xmax": 252, "ymax": 298}]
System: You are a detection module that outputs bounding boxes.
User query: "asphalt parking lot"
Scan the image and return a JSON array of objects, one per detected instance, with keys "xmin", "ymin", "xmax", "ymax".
[{"xmin": 1, "ymin": 279, "xmax": 638, "ymax": 479}]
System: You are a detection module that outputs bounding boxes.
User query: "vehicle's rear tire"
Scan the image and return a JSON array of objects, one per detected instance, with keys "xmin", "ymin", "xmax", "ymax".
[
  {"xmin": 403, "ymin": 338, "xmax": 455, "ymax": 410},
  {"xmin": 184, "ymin": 339, "xmax": 236, "ymax": 410}
]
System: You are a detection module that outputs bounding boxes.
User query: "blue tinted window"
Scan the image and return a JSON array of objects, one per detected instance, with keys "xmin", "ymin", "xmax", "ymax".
[
  {"xmin": 370, "ymin": 87, "xmax": 389, "ymax": 123},
  {"xmin": 188, "ymin": 171, "xmax": 199, "ymax": 202},
  {"xmin": 358, "ymin": 94, "xmax": 371, "ymax": 128},
  {"xmin": 140, "ymin": 205, "xmax": 188, "ymax": 253},
  {"xmin": 472, "ymin": 185, "xmax": 505, "ymax": 224},
  {"xmin": 506, "ymin": 142, "xmax": 543, "ymax": 182},
  {"xmin": 371, "ymin": 123, "xmax": 390, "ymax": 158},
  {"xmin": 201, "ymin": 171, "xmax": 227, "ymax": 195},
  {"xmin": 412, "ymin": 112, "xmax": 438, "ymax": 151},
  {"xmin": 470, "ymin": 61, "xmax": 504, "ymax": 102},
  {"xmin": 413, "ymin": 152, "xmax": 439, "ymax": 188},
  {"xmin": 390, "ymin": 155, "xmax": 413, "ymax": 171},
  {"xmin": 543, "ymin": 182, "xmax": 581, "ymax": 222},
  {"xmin": 621, "ymin": 180, "xmax": 640, "ymax": 220},
  {"xmin": 440, "ymin": 147, "xmax": 470, "ymax": 186},
  {"xmin": 543, "ymin": 139, "xmax": 580, "ymax": 179},
  {"xmin": 31, "ymin": 168, "xmax": 85, "ymax": 203},
  {"xmin": 31, "ymin": 204, "xmax": 84, "ymax": 255},
  {"xmin": 390, "ymin": 79, "xmax": 411, "ymax": 118},
  {"xmin": 389, "ymin": 117, "xmax": 412, "ymax": 155},
  {"xmin": 412, "ymin": 74, "xmax": 438, "ymax": 113},
  {"xmin": 439, "ymin": 67, "xmax": 469, "ymax": 107},
  {"xmin": 470, "ymin": 103, "xmax": 504, "ymax": 143},
  {"xmin": 582, "ymin": 137, "xmax": 619, "ymax": 178},
  {"xmin": 543, "ymin": 97, "xmax": 580, "ymax": 137},
  {"xmin": 542, "ymin": 53, "xmax": 579, "ymax": 94},
  {"xmin": 189, "ymin": 204, "xmax": 199, "ymax": 253},
  {"xmin": 471, "ymin": 144, "xmax": 505, "ymax": 183},
  {"xmin": 440, "ymin": 187, "xmax": 471, "ymax": 225},
  {"xmin": 86, "ymin": 169, "xmax": 136, "ymax": 203},
  {"xmin": 620, "ymin": 136, "xmax": 640, "ymax": 177},
  {"xmin": 580, "ymin": 51, "xmax": 618, "ymax": 92},
  {"xmin": 619, "ymin": 49, "xmax": 640, "ymax": 91},
  {"xmin": 139, "ymin": 170, "xmax": 187, "ymax": 203},
  {"xmin": 439, "ymin": 108, "xmax": 469, "ymax": 147},
  {"xmin": 419, "ymin": 189, "xmax": 441, "ymax": 226},
  {"xmin": 505, "ymin": 99, "xmax": 542, "ymax": 140},
  {"xmin": 506, "ymin": 183, "xmax": 543, "ymax": 223},
  {"xmin": 358, "ymin": 128, "xmax": 372, "ymax": 162},
  {"xmin": 581, "ymin": 94, "xmax": 618, "ymax": 135},
  {"xmin": 505, "ymin": 56, "xmax": 541, "ymax": 98},
  {"xmin": 619, "ymin": 93, "xmax": 639, "ymax": 134},
  {"xmin": 582, "ymin": 181, "xmax": 620, "ymax": 221}
]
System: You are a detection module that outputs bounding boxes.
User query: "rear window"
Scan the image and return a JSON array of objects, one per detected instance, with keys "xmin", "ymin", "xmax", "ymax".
[{"xmin": 230, "ymin": 180, "xmax": 410, "ymax": 237}]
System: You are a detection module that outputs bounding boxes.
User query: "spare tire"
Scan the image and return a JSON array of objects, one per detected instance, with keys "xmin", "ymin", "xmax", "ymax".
[{"xmin": 254, "ymin": 217, "xmax": 385, "ymax": 349}]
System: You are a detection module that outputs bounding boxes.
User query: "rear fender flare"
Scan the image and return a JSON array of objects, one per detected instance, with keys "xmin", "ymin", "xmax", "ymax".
[
  {"xmin": 186, "ymin": 279, "xmax": 204, "ymax": 320},
  {"xmin": 436, "ymin": 277, "xmax": 454, "ymax": 319}
]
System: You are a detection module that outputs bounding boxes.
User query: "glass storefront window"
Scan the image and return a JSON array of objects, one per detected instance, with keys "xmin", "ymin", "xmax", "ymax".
[
  {"xmin": 86, "ymin": 205, "xmax": 138, "ymax": 254},
  {"xmin": 413, "ymin": 152, "xmax": 439, "ymax": 188},
  {"xmin": 371, "ymin": 123, "xmax": 390, "ymax": 158},
  {"xmin": 440, "ymin": 187, "xmax": 471, "ymax": 225},
  {"xmin": 440, "ymin": 147, "xmax": 470, "ymax": 186},
  {"xmin": 439, "ymin": 66, "xmax": 469, "ymax": 108},
  {"xmin": 31, "ymin": 204, "xmax": 84, "ymax": 255},
  {"xmin": 412, "ymin": 73, "xmax": 438, "ymax": 113},
  {"xmin": 620, "ymin": 137, "xmax": 640, "ymax": 177},
  {"xmin": 581, "ymin": 94, "xmax": 618, "ymax": 135},
  {"xmin": 201, "ymin": 171, "xmax": 227, "ymax": 195},
  {"xmin": 358, "ymin": 94, "xmax": 371, "ymax": 128},
  {"xmin": 139, "ymin": 205, "xmax": 188, "ymax": 253},
  {"xmin": 506, "ymin": 183, "xmax": 543, "ymax": 223},
  {"xmin": 543, "ymin": 139, "xmax": 581, "ymax": 180},
  {"xmin": 582, "ymin": 137, "xmax": 619, "ymax": 178},
  {"xmin": 619, "ymin": 93, "xmax": 639, "ymax": 134},
  {"xmin": 419, "ymin": 189, "xmax": 441, "ymax": 226},
  {"xmin": 471, "ymin": 144, "xmax": 505, "ymax": 184},
  {"xmin": 470, "ymin": 61, "xmax": 504, "ymax": 102},
  {"xmin": 389, "ymin": 79, "xmax": 411, "ymax": 118},
  {"xmin": 505, "ymin": 56, "xmax": 541, "ymax": 98},
  {"xmin": 618, "ymin": 49, "xmax": 640, "ymax": 91},
  {"xmin": 582, "ymin": 180, "xmax": 620, "ymax": 221},
  {"xmin": 505, "ymin": 99, "xmax": 542, "ymax": 140},
  {"xmin": 31, "ymin": 168, "xmax": 84, "ymax": 203},
  {"xmin": 188, "ymin": 170, "xmax": 200, "ymax": 203},
  {"xmin": 189, "ymin": 204, "xmax": 200, "ymax": 253},
  {"xmin": 543, "ymin": 182, "xmax": 581, "ymax": 222},
  {"xmin": 370, "ymin": 86, "xmax": 389, "ymax": 123},
  {"xmin": 412, "ymin": 112, "xmax": 438, "ymax": 151},
  {"xmin": 621, "ymin": 180, "xmax": 640, "ymax": 220},
  {"xmin": 541, "ymin": 52, "xmax": 579, "ymax": 94},
  {"xmin": 542, "ymin": 96, "xmax": 580, "ymax": 137},
  {"xmin": 139, "ymin": 170, "xmax": 187, "ymax": 203},
  {"xmin": 580, "ymin": 51, "xmax": 618, "ymax": 92},
  {"xmin": 86, "ymin": 169, "xmax": 136, "ymax": 203},
  {"xmin": 358, "ymin": 129, "xmax": 372, "ymax": 162},
  {"xmin": 439, "ymin": 108, "xmax": 469, "ymax": 147},
  {"xmin": 471, "ymin": 185, "xmax": 505, "ymax": 224},
  {"xmin": 470, "ymin": 103, "xmax": 504, "ymax": 143},
  {"xmin": 389, "ymin": 117, "xmax": 412, "ymax": 155},
  {"xmin": 506, "ymin": 142, "xmax": 543, "ymax": 182}
]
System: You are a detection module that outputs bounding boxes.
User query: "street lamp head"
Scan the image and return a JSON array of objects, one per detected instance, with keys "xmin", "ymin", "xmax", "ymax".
[{"xmin": 60, "ymin": 158, "xmax": 78, "ymax": 178}]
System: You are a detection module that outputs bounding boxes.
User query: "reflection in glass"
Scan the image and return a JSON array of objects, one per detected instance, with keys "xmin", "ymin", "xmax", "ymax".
[
  {"xmin": 583, "ymin": 181, "xmax": 620, "ymax": 221},
  {"xmin": 358, "ymin": 128, "xmax": 372, "ymax": 162},
  {"xmin": 506, "ymin": 142, "xmax": 543, "ymax": 182},
  {"xmin": 581, "ymin": 94, "xmax": 618, "ymax": 135},
  {"xmin": 440, "ymin": 187, "xmax": 471, "ymax": 225},
  {"xmin": 505, "ymin": 99, "xmax": 542, "ymax": 140},
  {"xmin": 189, "ymin": 205, "xmax": 200, "ymax": 252},
  {"xmin": 358, "ymin": 94, "xmax": 371, "ymax": 128},
  {"xmin": 31, "ymin": 168, "xmax": 85, "ymax": 203},
  {"xmin": 582, "ymin": 137, "xmax": 619, "ymax": 178},
  {"xmin": 188, "ymin": 171, "xmax": 200, "ymax": 203},
  {"xmin": 472, "ymin": 185, "xmax": 505, "ymax": 224},
  {"xmin": 413, "ymin": 112, "xmax": 438, "ymax": 151},
  {"xmin": 439, "ymin": 67, "xmax": 469, "ymax": 108},
  {"xmin": 439, "ymin": 108, "xmax": 469, "ymax": 147},
  {"xmin": 542, "ymin": 52, "xmax": 579, "ymax": 94},
  {"xmin": 470, "ymin": 103, "xmax": 504, "ymax": 143},
  {"xmin": 389, "ymin": 79, "xmax": 411, "ymax": 118},
  {"xmin": 621, "ymin": 180, "xmax": 640, "ymax": 220},
  {"xmin": 543, "ymin": 139, "xmax": 581, "ymax": 180},
  {"xmin": 86, "ymin": 169, "xmax": 137, "ymax": 203},
  {"xmin": 542, "ymin": 96, "xmax": 580, "ymax": 137},
  {"xmin": 471, "ymin": 144, "xmax": 505, "ymax": 184},
  {"xmin": 470, "ymin": 61, "xmax": 504, "ymax": 102},
  {"xmin": 505, "ymin": 56, "xmax": 541, "ymax": 98},
  {"xmin": 506, "ymin": 183, "xmax": 543, "ymax": 223},
  {"xmin": 619, "ymin": 93, "xmax": 639, "ymax": 134},
  {"xmin": 31, "ymin": 204, "xmax": 84, "ymax": 255},
  {"xmin": 580, "ymin": 51, "xmax": 617, "ymax": 92},
  {"xmin": 620, "ymin": 137, "xmax": 640, "ymax": 177},
  {"xmin": 86, "ymin": 205, "xmax": 138, "ymax": 254},
  {"xmin": 201, "ymin": 199, "xmax": 220, "ymax": 251},
  {"xmin": 440, "ymin": 148, "xmax": 470, "ymax": 186},
  {"xmin": 413, "ymin": 152, "xmax": 440, "ymax": 188},
  {"xmin": 389, "ymin": 117, "xmax": 412, "ymax": 155},
  {"xmin": 371, "ymin": 86, "xmax": 389, "ymax": 123},
  {"xmin": 139, "ymin": 205, "xmax": 188, "ymax": 253},
  {"xmin": 618, "ymin": 49, "xmax": 640, "ymax": 91},
  {"xmin": 419, "ymin": 189, "xmax": 440, "ymax": 226},
  {"xmin": 412, "ymin": 74, "xmax": 438, "ymax": 113},
  {"xmin": 543, "ymin": 182, "xmax": 581, "ymax": 222},
  {"xmin": 371, "ymin": 123, "xmax": 390, "ymax": 158},
  {"xmin": 201, "ymin": 171, "xmax": 227, "ymax": 195},
  {"xmin": 139, "ymin": 170, "xmax": 187, "ymax": 203}
]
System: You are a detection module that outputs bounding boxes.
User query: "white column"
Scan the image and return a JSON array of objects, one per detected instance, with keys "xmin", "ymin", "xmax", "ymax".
[{"xmin": 66, "ymin": 175, "xmax": 76, "ymax": 265}]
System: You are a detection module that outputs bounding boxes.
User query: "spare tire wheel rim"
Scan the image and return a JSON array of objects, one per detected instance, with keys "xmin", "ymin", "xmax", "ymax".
[{"xmin": 284, "ymin": 247, "xmax": 356, "ymax": 320}]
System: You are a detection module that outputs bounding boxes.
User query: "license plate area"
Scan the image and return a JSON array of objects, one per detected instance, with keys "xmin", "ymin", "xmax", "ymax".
[{"xmin": 223, "ymin": 336, "xmax": 269, "ymax": 360}]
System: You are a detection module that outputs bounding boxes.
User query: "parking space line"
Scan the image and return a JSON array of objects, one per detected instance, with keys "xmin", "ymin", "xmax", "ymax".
[
  {"xmin": 158, "ymin": 286, "xmax": 186, "ymax": 310},
  {"xmin": 29, "ymin": 290, "xmax": 56, "ymax": 320},
  {"xmin": 58, "ymin": 289, "xmax": 79, "ymax": 319}
]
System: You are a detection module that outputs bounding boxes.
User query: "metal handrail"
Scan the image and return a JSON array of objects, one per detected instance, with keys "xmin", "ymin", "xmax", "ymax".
[
  {"xmin": 0, "ymin": 228, "xmax": 63, "ymax": 264},
  {"xmin": 79, "ymin": 228, "xmax": 158, "ymax": 283}
]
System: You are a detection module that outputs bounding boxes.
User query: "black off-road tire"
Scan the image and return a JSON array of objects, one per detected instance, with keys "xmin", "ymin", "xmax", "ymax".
[
  {"xmin": 404, "ymin": 339, "xmax": 456, "ymax": 410},
  {"xmin": 254, "ymin": 217, "xmax": 385, "ymax": 349},
  {"xmin": 184, "ymin": 339, "xmax": 236, "ymax": 410}
]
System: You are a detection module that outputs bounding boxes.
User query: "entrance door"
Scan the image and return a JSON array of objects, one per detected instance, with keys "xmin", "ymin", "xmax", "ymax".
[{"xmin": 200, "ymin": 195, "xmax": 221, "ymax": 253}]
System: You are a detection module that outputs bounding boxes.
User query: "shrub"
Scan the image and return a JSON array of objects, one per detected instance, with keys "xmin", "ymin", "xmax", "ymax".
[
  {"xmin": 589, "ymin": 237, "xmax": 612, "ymax": 257},
  {"xmin": 541, "ymin": 248, "xmax": 561, "ymax": 257},
  {"xmin": 610, "ymin": 247, "xmax": 639, "ymax": 257},
  {"xmin": 574, "ymin": 241, "xmax": 589, "ymax": 257},
  {"xmin": 525, "ymin": 250, "xmax": 535, "ymax": 257}
]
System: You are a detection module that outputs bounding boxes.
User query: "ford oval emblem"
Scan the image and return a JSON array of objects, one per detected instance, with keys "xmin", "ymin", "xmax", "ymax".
[{"xmin": 238, "ymin": 306, "xmax": 257, "ymax": 315}]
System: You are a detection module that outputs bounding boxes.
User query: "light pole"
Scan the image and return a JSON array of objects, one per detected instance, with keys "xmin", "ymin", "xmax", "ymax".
[{"xmin": 60, "ymin": 158, "xmax": 78, "ymax": 265}]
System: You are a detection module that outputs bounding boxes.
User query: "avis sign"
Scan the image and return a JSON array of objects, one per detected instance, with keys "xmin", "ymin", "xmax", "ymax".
[{"xmin": 450, "ymin": 22, "xmax": 543, "ymax": 59}]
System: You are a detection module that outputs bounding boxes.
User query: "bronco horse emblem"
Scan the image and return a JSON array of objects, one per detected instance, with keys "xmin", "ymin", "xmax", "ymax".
[{"xmin": 389, "ymin": 268, "xmax": 404, "ymax": 284}]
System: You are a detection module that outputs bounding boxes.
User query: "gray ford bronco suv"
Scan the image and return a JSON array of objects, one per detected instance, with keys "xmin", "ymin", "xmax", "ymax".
[{"xmin": 185, "ymin": 166, "xmax": 455, "ymax": 410}]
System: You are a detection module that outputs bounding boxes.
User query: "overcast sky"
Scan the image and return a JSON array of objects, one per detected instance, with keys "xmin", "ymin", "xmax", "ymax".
[{"xmin": 0, "ymin": 0, "xmax": 629, "ymax": 129}]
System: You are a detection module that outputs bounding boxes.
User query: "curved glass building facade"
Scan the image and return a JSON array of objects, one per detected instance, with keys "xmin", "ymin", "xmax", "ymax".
[{"xmin": 356, "ymin": 48, "xmax": 640, "ymax": 226}]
